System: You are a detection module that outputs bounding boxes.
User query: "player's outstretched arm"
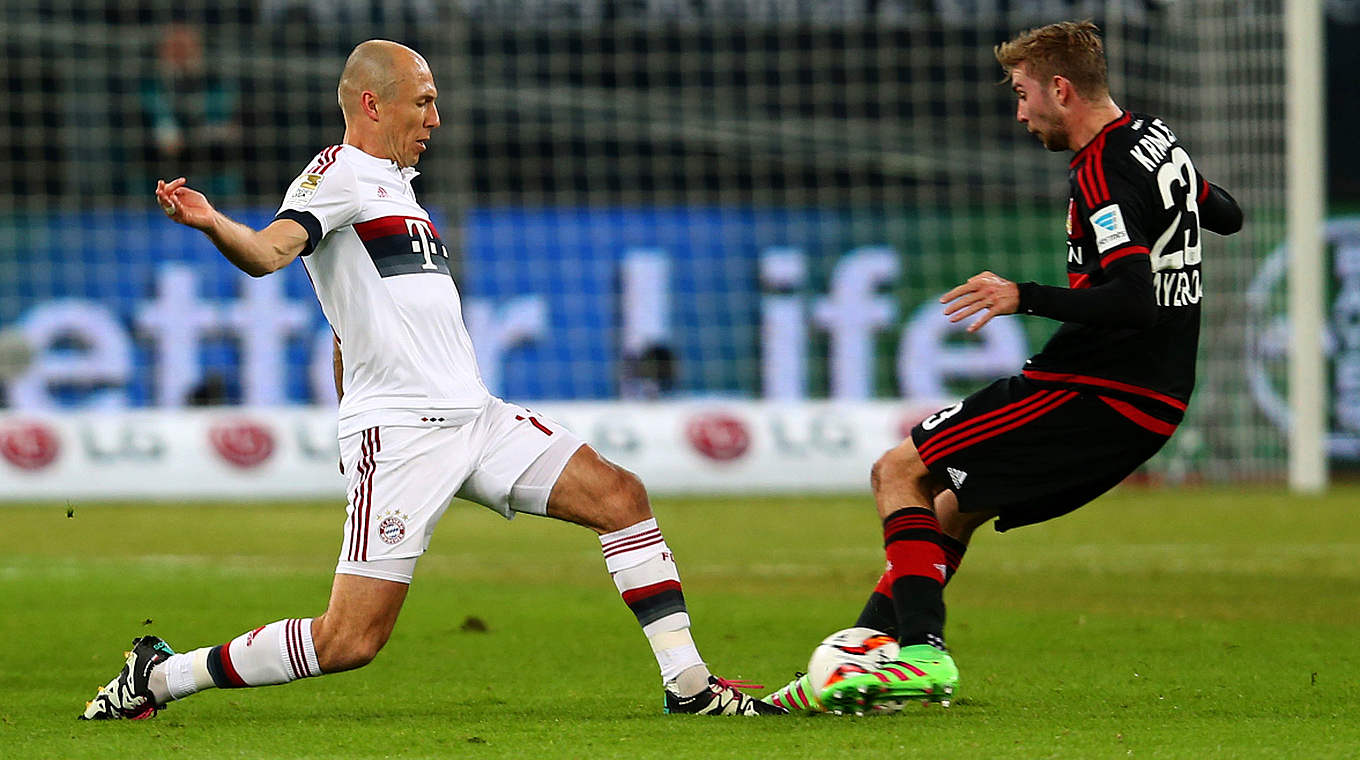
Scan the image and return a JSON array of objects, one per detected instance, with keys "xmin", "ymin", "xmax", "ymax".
[
  {"xmin": 1015, "ymin": 256, "xmax": 1157, "ymax": 329},
  {"xmin": 155, "ymin": 177, "xmax": 309, "ymax": 277},
  {"xmin": 1199, "ymin": 179, "xmax": 1244, "ymax": 236}
]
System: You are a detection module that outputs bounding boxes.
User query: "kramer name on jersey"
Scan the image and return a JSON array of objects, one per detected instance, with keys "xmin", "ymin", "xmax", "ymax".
[{"xmin": 1128, "ymin": 119, "xmax": 1179, "ymax": 173}]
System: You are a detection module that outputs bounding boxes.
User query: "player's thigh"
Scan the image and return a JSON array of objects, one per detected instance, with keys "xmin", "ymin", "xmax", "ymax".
[
  {"xmin": 455, "ymin": 398, "xmax": 586, "ymax": 519},
  {"xmin": 337, "ymin": 425, "xmax": 474, "ymax": 572},
  {"xmin": 934, "ymin": 488, "xmax": 998, "ymax": 543},
  {"xmin": 909, "ymin": 377, "xmax": 1171, "ymax": 527}
]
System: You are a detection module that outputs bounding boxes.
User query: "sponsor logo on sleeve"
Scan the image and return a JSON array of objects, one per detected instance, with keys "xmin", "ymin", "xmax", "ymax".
[
  {"xmin": 1089, "ymin": 205, "xmax": 1132, "ymax": 253},
  {"xmin": 288, "ymin": 173, "xmax": 324, "ymax": 205}
]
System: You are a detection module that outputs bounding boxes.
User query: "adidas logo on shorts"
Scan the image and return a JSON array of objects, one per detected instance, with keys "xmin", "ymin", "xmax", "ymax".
[{"xmin": 947, "ymin": 467, "xmax": 968, "ymax": 489}]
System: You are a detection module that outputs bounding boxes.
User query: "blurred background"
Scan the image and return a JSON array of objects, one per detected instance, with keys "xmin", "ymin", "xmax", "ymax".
[{"xmin": 1, "ymin": 0, "xmax": 1355, "ymax": 498}]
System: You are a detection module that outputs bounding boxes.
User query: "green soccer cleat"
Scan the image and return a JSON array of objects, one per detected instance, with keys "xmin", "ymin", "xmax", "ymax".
[
  {"xmin": 818, "ymin": 644, "xmax": 958, "ymax": 715},
  {"xmin": 761, "ymin": 672, "xmax": 823, "ymax": 712}
]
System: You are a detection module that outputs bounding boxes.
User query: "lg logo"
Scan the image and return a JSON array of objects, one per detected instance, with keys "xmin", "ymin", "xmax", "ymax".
[{"xmin": 0, "ymin": 420, "xmax": 60, "ymax": 471}]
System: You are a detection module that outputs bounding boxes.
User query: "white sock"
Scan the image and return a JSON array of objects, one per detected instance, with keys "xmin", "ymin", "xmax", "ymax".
[
  {"xmin": 157, "ymin": 648, "xmax": 215, "ymax": 702},
  {"xmin": 154, "ymin": 619, "xmax": 321, "ymax": 702},
  {"xmin": 600, "ymin": 519, "xmax": 710, "ymax": 693}
]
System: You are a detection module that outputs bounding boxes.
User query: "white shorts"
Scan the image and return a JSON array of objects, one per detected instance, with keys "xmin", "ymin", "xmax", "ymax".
[{"xmin": 334, "ymin": 398, "xmax": 584, "ymax": 584}]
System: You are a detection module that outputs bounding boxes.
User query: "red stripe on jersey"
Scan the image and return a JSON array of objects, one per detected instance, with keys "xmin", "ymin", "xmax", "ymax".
[
  {"xmin": 1069, "ymin": 111, "xmax": 1133, "ymax": 168},
  {"xmin": 354, "ymin": 215, "xmax": 440, "ymax": 242},
  {"xmin": 916, "ymin": 390, "xmax": 1058, "ymax": 462},
  {"xmin": 308, "ymin": 145, "xmax": 342, "ymax": 175},
  {"xmin": 324, "ymin": 145, "xmax": 343, "ymax": 173},
  {"xmin": 1093, "ymin": 247, "xmax": 1147, "ymax": 270},
  {"xmin": 921, "ymin": 391, "xmax": 1077, "ymax": 465},
  {"xmin": 1100, "ymin": 245, "xmax": 1149, "ymax": 269},
  {"xmin": 1099, "ymin": 396, "xmax": 1178, "ymax": 436},
  {"xmin": 1197, "ymin": 178, "xmax": 1211, "ymax": 203},
  {"xmin": 1022, "ymin": 369, "xmax": 1188, "ymax": 411},
  {"xmin": 1068, "ymin": 272, "xmax": 1092, "ymax": 289},
  {"xmin": 1092, "ymin": 135, "xmax": 1111, "ymax": 200},
  {"xmin": 1075, "ymin": 159, "xmax": 1098, "ymax": 209}
]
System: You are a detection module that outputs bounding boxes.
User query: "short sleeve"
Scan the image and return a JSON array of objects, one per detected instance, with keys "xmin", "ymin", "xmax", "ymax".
[{"xmin": 274, "ymin": 148, "xmax": 360, "ymax": 255}]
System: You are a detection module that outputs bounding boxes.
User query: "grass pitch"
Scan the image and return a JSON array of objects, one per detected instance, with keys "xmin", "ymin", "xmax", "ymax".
[{"xmin": 2, "ymin": 485, "xmax": 1358, "ymax": 759}]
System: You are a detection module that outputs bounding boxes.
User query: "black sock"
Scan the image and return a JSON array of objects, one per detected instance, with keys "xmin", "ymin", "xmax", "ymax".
[
  {"xmin": 854, "ymin": 591, "xmax": 897, "ymax": 636},
  {"xmin": 882, "ymin": 507, "xmax": 947, "ymax": 650},
  {"xmin": 940, "ymin": 533, "xmax": 968, "ymax": 585}
]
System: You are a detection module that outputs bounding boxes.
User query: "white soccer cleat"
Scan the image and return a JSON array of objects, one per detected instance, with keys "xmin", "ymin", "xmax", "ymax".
[{"xmin": 79, "ymin": 636, "xmax": 176, "ymax": 721}]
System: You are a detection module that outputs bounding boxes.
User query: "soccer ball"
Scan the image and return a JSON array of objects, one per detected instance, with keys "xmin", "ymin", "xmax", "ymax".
[{"xmin": 806, "ymin": 627, "xmax": 899, "ymax": 696}]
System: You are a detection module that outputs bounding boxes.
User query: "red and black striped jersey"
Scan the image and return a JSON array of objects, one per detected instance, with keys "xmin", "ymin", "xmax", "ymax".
[{"xmin": 1017, "ymin": 110, "xmax": 1242, "ymax": 421}]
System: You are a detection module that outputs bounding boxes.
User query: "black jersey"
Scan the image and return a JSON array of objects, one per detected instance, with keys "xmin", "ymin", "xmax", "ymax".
[{"xmin": 1015, "ymin": 111, "xmax": 1241, "ymax": 422}]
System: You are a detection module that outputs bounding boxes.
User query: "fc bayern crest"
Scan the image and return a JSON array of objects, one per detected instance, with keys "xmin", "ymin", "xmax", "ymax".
[{"xmin": 378, "ymin": 516, "xmax": 406, "ymax": 545}]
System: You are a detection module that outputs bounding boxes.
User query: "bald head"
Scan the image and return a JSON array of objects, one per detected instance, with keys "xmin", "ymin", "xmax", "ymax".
[
  {"xmin": 336, "ymin": 40, "xmax": 441, "ymax": 168},
  {"xmin": 338, "ymin": 40, "xmax": 428, "ymax": 123}
]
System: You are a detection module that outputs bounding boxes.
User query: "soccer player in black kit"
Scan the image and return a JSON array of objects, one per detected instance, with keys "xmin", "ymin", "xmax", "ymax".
[{"xmin": 764, "ymin": 20, "xmax": 1244, "ymax": 714}]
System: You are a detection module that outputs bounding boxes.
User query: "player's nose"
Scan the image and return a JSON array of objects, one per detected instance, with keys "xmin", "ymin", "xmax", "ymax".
[{"xmin": 427, "ymin": 103, "xmax": 440, "ymax": 129}]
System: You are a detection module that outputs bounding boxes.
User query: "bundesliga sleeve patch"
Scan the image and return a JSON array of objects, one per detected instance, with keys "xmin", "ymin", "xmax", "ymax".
[
  {"xmin": 286, "ymin": 173, "xmax": 325, "ymax": 206},
  {"xmin": 1089, "ymin": 204, "xmax": 1132, "ymax": 254}
]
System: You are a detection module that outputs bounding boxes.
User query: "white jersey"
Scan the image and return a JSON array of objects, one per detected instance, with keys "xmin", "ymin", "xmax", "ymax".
[{"xmin": 276, "ymin": 144, "xmax": 489, "ymax": 437}]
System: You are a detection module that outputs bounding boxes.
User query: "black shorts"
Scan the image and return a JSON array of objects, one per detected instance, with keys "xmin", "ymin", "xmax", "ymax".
[{"xmin": 910, "ymin": 375, "xmax": 1177, "ymax": 532}]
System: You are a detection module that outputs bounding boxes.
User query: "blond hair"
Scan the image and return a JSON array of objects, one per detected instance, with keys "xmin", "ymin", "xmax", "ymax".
[{"xmin": 994, "ymin": 20, "xmax": 1108, "ymax": 100}]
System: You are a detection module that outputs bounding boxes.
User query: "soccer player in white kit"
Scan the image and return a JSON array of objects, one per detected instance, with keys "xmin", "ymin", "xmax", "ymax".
[{"xmin": 80, "ymin": 40, "xmax": 783, "ymax": 719}]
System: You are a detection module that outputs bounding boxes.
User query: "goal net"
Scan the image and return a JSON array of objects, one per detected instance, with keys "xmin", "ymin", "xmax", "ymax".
[{"xmin": 0, "ymin": 1, "xmax": 1290, "ymax": 482}]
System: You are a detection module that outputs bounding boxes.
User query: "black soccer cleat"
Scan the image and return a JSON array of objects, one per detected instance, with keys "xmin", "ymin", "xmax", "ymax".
[
  {"xmin": 79, "ymin": 635, "xmax": 175, "ymax": 720},
  {"xmin": 665, "ymin": 676, "xmax": 788, "ymax": 716}
]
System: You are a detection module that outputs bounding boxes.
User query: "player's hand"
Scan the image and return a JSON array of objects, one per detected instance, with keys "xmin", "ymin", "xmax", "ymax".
[
  {"xmin": 154, "ymin": 177, "xmax": 216, "ymax": 231},
  {"xmin": 940, "ymin": 271, "xmax": 1019, "ymax": 333}
]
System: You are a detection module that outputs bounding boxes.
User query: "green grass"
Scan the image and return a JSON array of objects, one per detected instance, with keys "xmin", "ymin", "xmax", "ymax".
[{"xmin": 2, "ymin": 486, "xmax": 1358, "ymax": 759}]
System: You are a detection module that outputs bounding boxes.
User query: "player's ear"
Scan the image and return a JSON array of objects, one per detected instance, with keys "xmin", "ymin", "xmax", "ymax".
[
  {"xmin": 361, "ymin": 91, "xmax": 381, "ymax": 122},
  {"xmin": 1050, "ymin": 75, "xmax": 1074, "ymax": 106}
]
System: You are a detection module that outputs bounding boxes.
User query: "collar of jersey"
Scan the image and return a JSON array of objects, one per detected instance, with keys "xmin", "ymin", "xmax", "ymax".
[
  {"xmin": 342, "ymin": 144, "xmax": 421, "ymax": 180},
  {"xmin": 1068, "ymin": 110, "xmax": 1131, "ymax": 168}
]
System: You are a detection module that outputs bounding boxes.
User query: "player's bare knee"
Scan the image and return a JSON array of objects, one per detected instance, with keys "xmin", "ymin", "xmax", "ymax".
[
  {"xmin": 871, "ymin": 444, "xmax": 931, "ymax": 495},
  {"xmin": 600, "ymin": 466, "xmax": 652, "ymax": 530}
]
